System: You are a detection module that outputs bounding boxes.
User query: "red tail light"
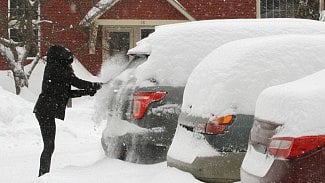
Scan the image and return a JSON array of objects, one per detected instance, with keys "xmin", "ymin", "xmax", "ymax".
[
  {"xmin": 132, "ymin": 91, "xmax": 167, "ymax": 119},
  {"xmin": 204, "ymin": 115, "xmax": 234, "ymax": 134},
  {"xmin": 268, "ymin": 135, "xmax": 325, "ymax": 159}
]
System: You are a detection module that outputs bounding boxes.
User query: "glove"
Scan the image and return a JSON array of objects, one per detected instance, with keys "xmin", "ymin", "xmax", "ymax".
[
  {"xmin": 87, "ymin": 89, "xmax": 97, "ymax": 96},
  {"xmin": 92, "ymin": 82, "xmax": 103, "ymax": 90}
]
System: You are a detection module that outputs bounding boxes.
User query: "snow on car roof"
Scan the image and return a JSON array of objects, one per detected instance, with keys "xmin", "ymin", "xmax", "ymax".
[
  {"xmin": 255, "ymin": 69, "xmax": 325, "ymax": 137},
  {"xmin": 181, "ymin": 35, "xmax": 325, "ymax": 118},
  {"xmin": 131, "ymin": 18, "xmax": 325, "ymax": 87}
]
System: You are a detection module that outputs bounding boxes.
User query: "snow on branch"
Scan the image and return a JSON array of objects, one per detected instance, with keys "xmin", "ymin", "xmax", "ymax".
[{"xmin": 79, "ymin": 0, "xmax": 116, "ymax": 26}]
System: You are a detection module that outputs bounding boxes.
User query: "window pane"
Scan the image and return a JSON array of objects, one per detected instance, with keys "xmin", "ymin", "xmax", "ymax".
[
  {"xmin": 9, "ymin": 29, "xmax": 38, "ymax": 57},
  {"xmin": 9, "ymin": 0, "xmax": 39, "ymax": 20},
  {"xmin": 29, "ymin": 29, "xmax": 39, "ymax": 57},
  {"xmin": 9, "ymin": 29, "xmax": 22, "ymax": 42},
  {"xmin": 108, "ymin": 32, "xmax": 130, "ymax": 56},
  {"xmin": 295, "ymin": 0, "xmax": 320, "ymax": 19},
  {"xmin": 267, "ymin": 0, "xmax": 274, "ymax": 18},
  {"xmin": 140, "ymin": 29, "xmax": 154, "ymax": 40},
  {"xmin": 261, "ymin": 0, "xmax": 267, "ymax": 18},
  {"xmin": 286, "ymin": 0, "xmax": 295, "ymax": 17},
  {"xmin": 260, "ymin": 0, "xmax": 320, "ymax": 19},
  {"xmin": 274, "ymin": 0, "xmax": 280, "ymax": 17},
  {"xmin": 279, "ymin": 0, "xmax": 287, "ymax": 18},
  {"xmin": 9, "ymin": 0, "xmax": 19, "ymax": 19}
]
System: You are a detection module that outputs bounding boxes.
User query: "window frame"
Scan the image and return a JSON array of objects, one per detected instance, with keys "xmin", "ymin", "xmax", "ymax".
[
  {"xmin": 7, "ymin": 0, "xmax": 40, "ymax": 59},
  {"xmin": 257, "ymin": 0, "xmax": 324, "ymax": 19}
]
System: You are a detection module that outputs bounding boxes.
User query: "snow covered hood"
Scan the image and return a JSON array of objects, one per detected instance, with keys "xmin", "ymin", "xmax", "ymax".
[
  {"xmin": 131, "ymin": 18, "xmax": 325, "ymax": 87},
  {"xmin": 255, "ymin": 69, "xmax": 325, "ymax": 137},
  {"xmin": 182, "ymin": 35, "xmax": 325, "ymax": 118}
]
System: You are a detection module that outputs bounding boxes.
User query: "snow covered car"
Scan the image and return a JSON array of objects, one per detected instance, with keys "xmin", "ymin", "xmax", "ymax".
[
  {"xmin": 167, "ymin": 34, "xmax": 325, "ymax": 182},
  {"xmin": 240, "ymin": 69, "xmax": 325, "ymax": 183},
  {"xmin": 99, "ymin": 18, "xmax": 325, "ymax": 164}
]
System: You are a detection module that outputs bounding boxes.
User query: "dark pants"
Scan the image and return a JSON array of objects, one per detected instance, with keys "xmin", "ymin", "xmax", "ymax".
[{"xmin": 35, "ymin": 113, "xmax": 56, "ymax": 177}]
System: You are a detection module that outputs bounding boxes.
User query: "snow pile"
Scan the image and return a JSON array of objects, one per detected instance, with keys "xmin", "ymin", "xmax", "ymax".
[
  {"xmin": 0, "ymin": 86, "xmax": 37, "ymax": 146},
  {"xmin": 34, "ymin": 159, "xmax": 202, "ymax": 183},
  {"xmin": 102, "ymin": 116, "xmax": 148, "ymax": 138},
  {"xmin": 128, "ymin": 37, "xmax": 151, "ymax": 55},
  {"xmin": 0, "ymin": 86, "xmax": 32, "ymax": 124},
  {"xmin": 168, "ymin": 125, "xmax": 219, "ymax": 163},
  {"xmin": 132, "ymin": 18, "xmax": 325, "ymax": 87},
  {"xmin": 255, "ymin": 69, "xmax": 325, "ymax": 137},
  {"xmin": 182, "ymin": 34, "xmax": 325, "ymax": 118}
]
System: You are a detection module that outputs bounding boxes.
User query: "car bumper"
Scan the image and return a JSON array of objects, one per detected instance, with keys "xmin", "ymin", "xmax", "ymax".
[
  {"xmin": 167, "ymin": 152, "xmax": 245, "ymax": 183},
  {"xmin": 101, "ymin": 130, "xmax": 169, "ymax": 164},
  {"xmin": 240, "ymin": 148, "xmax": 325, "ymax": 183}
]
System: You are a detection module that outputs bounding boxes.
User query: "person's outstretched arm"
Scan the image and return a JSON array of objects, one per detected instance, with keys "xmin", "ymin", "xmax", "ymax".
[
  {"xmin": 69, "ymin": 89, "xmax": 97, "ymax": 98},
  {"xmin": 69, "ymin": 72, "xmax": 102, "ymax": 90}
]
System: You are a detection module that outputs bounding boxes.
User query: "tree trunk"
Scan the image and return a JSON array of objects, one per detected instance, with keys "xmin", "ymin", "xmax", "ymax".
[{"xmin": 12, "ymin": 67, "xmax": 28, "ymax": 95}]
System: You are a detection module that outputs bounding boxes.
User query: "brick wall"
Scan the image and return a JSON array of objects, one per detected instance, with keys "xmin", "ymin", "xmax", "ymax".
[
  {"xmin": 100, "ymin": 0, "xmax": 187, "ymax": 19},
  {"xmin": 179, "ymin": 0, "xmax": 256, "ymax": 20},
  {"xmin": 40, "ymin": 0, "xmax": 102, "ymax": 75},
  {"xmin": 0, "ymin": 0, "xmax": 8, "ymax": 70}
]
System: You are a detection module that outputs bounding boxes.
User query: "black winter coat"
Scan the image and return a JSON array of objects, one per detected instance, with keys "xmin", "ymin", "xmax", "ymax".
[{"xmin": 33, "ymin": 45, "xmax": 97, "ymax": 120}]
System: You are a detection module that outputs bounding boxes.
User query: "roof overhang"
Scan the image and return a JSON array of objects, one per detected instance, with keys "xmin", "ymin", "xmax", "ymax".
[
  {"xmin": 79, "ymin": 0, "xmax": 195, "ymax": 27},
  {"xmin": 80, "ymin": 0, "xmax": 195, "ymax": 54}
]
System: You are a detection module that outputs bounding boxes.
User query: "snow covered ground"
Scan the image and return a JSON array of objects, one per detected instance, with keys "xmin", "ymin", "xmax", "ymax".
[{"xmin": 0, "ymin": 61, "xmax": 201, "ymax": 183}]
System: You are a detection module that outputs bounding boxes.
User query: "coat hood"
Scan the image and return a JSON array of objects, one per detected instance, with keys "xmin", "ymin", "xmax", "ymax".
[{"xmin": 46, "ymin": 45, "xmax": 73, "ymax": 65}]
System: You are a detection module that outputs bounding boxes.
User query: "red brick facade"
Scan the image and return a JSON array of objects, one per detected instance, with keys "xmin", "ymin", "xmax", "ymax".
[
  {"xmin": 40, "ymin": 0, "xmax": 102, "ymax": 75},
  {"xmin": 100, "ymin": 0, "xmax": 187, "ymax": 20},
  {"xmin": 179, "ymin": 0, "xmax": 256, "ymax": 19},
  {"xmin": 0, "ymin": 0, "xmax": 8, "ymax": 70},
  {"xmin": 0, "ymin": 0, "xmax": 256, "ymax": 74}
]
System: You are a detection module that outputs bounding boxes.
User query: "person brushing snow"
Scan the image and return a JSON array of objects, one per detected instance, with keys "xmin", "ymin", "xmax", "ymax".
[{"xmin": 33, "ymin": 45, "xmax": 102, "ymax": 177}]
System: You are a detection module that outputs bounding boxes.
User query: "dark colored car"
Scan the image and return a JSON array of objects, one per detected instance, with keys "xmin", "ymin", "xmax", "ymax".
[
  {"xmin": 240, "ymin": 69, "xmax": 325, "ymax": 183},
  {"xmin": 100, "ymin": 54, "xmax": 184, "ymax": 163},
  {"xmin": 167, "ymin": 35, "xmax": 325, "ymax": 182},
  {"xmin": 100, "ymin": 19, "xmax": 325, "ymax": 164}
]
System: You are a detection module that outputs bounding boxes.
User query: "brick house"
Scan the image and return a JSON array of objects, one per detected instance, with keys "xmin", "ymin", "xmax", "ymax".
[{"xmin": 0, "ymin": 0, "xmax": 323, "ymax": 75}]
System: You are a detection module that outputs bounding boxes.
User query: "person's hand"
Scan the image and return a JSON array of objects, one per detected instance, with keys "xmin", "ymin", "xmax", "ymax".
[
  {"xmin": 88, "ymin": 89, "xmax": 97, "ymax": 96},
  {"xmin": 92, "ymin": 82, "xmax": 103, "ymax": 90}
]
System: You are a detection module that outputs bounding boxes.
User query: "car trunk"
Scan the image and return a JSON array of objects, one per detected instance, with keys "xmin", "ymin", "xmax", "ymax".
[
  {"xmin": 249, "ymin": 118, "xmax": 282, "ymax": 155},
  {"xmin": 240, "ymin": 118, "xmax": 282, "ymax": 178},
  {"xmin": 179, "ymin": 112, "xmax": 254, "ymax": 152},
  {"xmin": 131, "ymin": 86, "xmax": 184, "ymax": 129}
]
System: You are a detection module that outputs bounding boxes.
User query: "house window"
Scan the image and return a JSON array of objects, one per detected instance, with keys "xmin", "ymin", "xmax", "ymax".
[
  {"xmin": 9, "ymin": 29, "xmax": 39, "ymax": 57},
  {"xmin": 140, "ymin": 28, "xmax": 155, "ymax": 40},
  {"xmin": 8, "ymin": 0, "xmax": 39, "ymax": 57},
  {"xmin": 260, "ymin": 0, "xmax": 320, "ymax": 20},
  {"xmin": 9, "ymin": 0, "xmax": 38, "ymax": 20},
  {"xmin": 108, "ymin": 32, "xmax": 130, "ymax": 56}
]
